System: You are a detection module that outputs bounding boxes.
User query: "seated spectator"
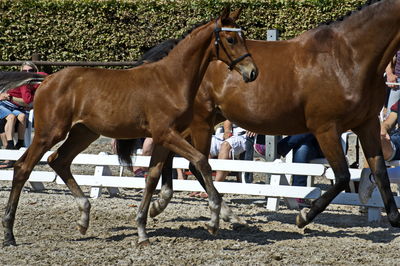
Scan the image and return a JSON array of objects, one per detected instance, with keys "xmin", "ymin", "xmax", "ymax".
[
  {"xmin": 190, "ymin": 120, "xmax": 255, "ymax": 198},
  {"xmin": 211, "ymin": 120, "xmax": 256, "ymax": 182},
  {"xmin": 277, "ymin": 133, "xmax": 323, "ymax": 207},
  {"xmin": 359, "ymin": 98, "xmax": 400, "ymax": 203},
  {"xmin": 0, "ymin": 62, "xmax": 46, "ymax": 150}
]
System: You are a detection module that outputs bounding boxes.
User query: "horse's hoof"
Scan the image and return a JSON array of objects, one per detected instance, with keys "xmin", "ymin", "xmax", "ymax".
[
  {"xmin": 137, "ymin": 239, "xmax": 150, "ymax": 246},
  {"xmin": 149, "ymin": 205, "xmax": 159, "ymax": 218},
  {"xmin": 296, "ymin": 208, "xmax": 310, "ymax": 229},
  {"xmin": 3, "ymin": 238, "xmax": 16, "ymax": 247},
  {"xmin": 77, "ymin": 224, "xmax": 88, "ymax": 235},
  {"xmin": 205, "ymin": 223, "xmax": 218, "ymax": 235}
]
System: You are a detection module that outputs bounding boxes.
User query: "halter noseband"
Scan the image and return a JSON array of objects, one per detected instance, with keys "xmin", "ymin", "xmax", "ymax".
[{"xmin": 214, "ymin": 22, "xmax": 251, "ymax": 70}]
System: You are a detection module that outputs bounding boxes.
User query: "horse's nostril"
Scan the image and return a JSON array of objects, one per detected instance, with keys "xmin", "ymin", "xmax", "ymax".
[{"xmin": 250, "ymin": 69, "xmax": 257, "ymax": 81}]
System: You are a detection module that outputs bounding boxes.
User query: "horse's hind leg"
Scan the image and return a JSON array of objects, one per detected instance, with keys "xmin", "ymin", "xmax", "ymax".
[
  {"xmin": 136, "ymin": 145, "xmax": 169, "ymax": 245},
  {"xmin": 149, "ymin": 151, "xmax": 174, "ymax": 218},
  {"xmin": 296, "ymin": 126, "xmax": 350, "ymax": 228},
  {"xmin": 3, "ymin": 137, "xmax": 56, "ymax": 246},
  {"xmin": 354, "ymin": 118, "xmax": 400, "ymax": 226},
  {"xmin": 47, "ymin": 124, "xmax": 99, "ymax": 234}
]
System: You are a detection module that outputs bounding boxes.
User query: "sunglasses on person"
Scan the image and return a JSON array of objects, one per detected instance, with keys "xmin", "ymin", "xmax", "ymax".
[{"xmin": 23, "ymin": 69, "xmax": 35, "ymax": 72}]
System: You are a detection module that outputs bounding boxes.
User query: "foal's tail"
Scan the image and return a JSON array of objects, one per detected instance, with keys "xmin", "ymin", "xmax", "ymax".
[{"xmin": 115, "ymin": 139, "xmax": 141, "ymax": 166}]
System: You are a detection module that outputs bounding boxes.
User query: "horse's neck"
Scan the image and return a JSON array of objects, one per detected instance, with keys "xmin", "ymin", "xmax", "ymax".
[
  {"xmin": 164, "ymin": 23, "xmax": 214, "ymax": 94},
  {"xmin": 339, "ymin": 0, "xmax": 400, "ymax": 73}
]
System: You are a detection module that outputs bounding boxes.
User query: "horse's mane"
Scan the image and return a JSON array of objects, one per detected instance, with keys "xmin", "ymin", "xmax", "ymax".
[
  {"xmin": 132, "ymin": 21, "xmax": 210, "ymax": 67},
  {"xmin": 320, "ymin": 0, "xmax": 383, "ymax": 26}
]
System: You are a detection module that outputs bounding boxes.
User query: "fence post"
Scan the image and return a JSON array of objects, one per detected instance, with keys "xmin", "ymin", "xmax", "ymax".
[
  {"xmin": 264, "ymin": 30, "xmax": 281, "ymax": 163},
  {"xmin": 267, "ymin": 29, "xmax": 279, "ymax": 41}
]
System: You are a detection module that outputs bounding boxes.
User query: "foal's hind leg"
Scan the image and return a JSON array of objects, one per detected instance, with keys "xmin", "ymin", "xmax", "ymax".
[
  {"xmin": 149, "ymin": 151, "xmax": 174, "ymax": 218},
  {"xmin": 3, "ymin": 137, "xmax": 57, "ymax": 246},
  {"xmin": 47, "ymin": 124, "xmax": 99, "ymax": 234},
  {"xmin": 354, "ymin": 118, "xmax": 400, "ymax": 226},
  {"xmin": 296, "ymin": 127, "xmax": 350, "ymax": 228},
  {"xmin": 136, "ymin": 145, "xmax": 170, "ymax": 245}
]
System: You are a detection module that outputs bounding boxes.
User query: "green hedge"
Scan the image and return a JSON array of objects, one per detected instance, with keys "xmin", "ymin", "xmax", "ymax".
[{"xmin": 0, "ymin": 0, "xmax": 365, "ymax": 67}]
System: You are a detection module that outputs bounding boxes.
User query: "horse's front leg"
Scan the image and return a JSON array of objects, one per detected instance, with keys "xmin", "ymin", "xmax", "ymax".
[
  {"xmin": 136, "ymin": 145, "xmax": 169, "ymax": 245},
  {"xmin": 296, "ymin": 126, "xmax": 350, "ymax": 228},
  {"xmin": 149, "ymin": 151, "xmax": 174, "ymax": 218},
  {"xmin": 354, "ymin": 118, "xmax": 400, "ymax": 227},
  {"xmin": 160, "ymin": 130, "xmax": 221, "ymax": 235}
]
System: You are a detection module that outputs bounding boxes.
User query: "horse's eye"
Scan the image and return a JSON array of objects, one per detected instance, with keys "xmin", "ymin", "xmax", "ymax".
[{"xmin": 227, "ymin": 37, "xmax": 235, "ymax": 44}]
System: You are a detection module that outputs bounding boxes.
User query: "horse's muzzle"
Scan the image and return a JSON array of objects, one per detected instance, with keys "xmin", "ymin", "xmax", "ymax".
[{"xmin": 242, "ymin": 67, "xmax": 258, "ymax": 83}]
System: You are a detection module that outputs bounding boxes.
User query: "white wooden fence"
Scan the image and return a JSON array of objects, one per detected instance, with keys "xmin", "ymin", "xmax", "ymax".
[{"xmin": 1, "ymin": 148, "xmax": 399, "ymax": 222}]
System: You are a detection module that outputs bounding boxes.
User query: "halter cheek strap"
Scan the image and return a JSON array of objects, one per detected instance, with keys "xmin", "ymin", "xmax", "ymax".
[{"xmin": 214, "ymin": 22, "xmax": 251, "ymax": 70}]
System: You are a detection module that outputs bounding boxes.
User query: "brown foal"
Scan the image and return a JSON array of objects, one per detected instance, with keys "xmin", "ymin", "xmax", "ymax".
[{"xmin": 2, "ymin": 8, "xmax": 258, "ymax": 246}]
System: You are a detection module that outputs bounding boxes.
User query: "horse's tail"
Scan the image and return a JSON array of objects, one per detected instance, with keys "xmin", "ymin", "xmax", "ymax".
[
  {"xmin": 0, "ymin": 72, "xmax": 46, "ymax": 93},
  {"xmin": 115, "ymin": 139, "xmax": 140, "ymax": 166}
]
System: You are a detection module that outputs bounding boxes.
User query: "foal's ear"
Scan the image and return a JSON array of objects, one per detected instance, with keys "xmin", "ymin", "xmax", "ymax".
[
  {"xmin": 220, "ymin": 6, "xmax": 231, "ymax": 21},
  {"xmin": 229, "ymin": 8, "xmax": 242, "ymax": 21}
]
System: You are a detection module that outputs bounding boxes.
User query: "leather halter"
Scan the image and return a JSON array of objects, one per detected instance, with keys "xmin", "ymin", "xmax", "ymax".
[{"xmin": 214, "ymin": 21, "xmax": 251, "ymax": 70}]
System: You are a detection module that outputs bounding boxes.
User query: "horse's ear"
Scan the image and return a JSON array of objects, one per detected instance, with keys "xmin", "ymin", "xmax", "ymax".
[
  {"xmin": 220, "ymin": 6, "xmax": 231, "ymax": 21},
  {"xmin": 229, "ymin": 8, "xmax": 242, "ymax": 21}
]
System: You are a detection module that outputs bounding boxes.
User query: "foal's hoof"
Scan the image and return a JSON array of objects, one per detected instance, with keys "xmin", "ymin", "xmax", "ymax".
[
  {"xmin": 137, "ymin": 239, "xmax": 150, "ymax": 247},
  {"xmin": 296, "ymin": 208, "xmax": 310, "ymax": 229},
  {"xmin": 205, "ymin": 223, "xmax": 218, "ymax": 235},
  {"xmin": 77, "ymin": 224, "xmax": 88, "ymax": 235},
  {"xmin": 149, "ymin": 204, "xmax": 160, "ymax": 218}
]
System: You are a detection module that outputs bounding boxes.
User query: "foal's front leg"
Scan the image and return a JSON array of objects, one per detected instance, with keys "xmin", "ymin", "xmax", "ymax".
[{"xmin": 160, "ymin": 130, "xmax": 222, "ymax": 235}]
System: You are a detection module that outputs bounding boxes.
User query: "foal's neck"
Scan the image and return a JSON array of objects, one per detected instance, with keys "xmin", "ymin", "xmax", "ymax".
[
  {"xmin": 339, "ymin": 0, "xmax": 400, "ymax": 73},
  {"xmin": 164, "ymin": 22, "xmax": 214, "ymax": 94}
]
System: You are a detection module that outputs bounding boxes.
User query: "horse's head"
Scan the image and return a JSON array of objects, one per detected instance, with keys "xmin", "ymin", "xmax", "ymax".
[{"xmin": 213, "ymin": 7, "xmax": 258, "ymax": 82}]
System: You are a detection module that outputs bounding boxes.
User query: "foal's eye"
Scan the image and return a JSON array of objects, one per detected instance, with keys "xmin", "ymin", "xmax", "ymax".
[{"xmin": 227, "ymin": 37, "xmax": 235, "ymax": 44}]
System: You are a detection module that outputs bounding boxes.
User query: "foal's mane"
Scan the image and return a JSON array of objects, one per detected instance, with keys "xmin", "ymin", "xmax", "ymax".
[
  {"xmin": 132, "ymin": 21, "xmax": 210, "ymax": 67},
  {"xmin": 320, "ymin": 0, "xmax": 383, "ymax": 26},
  {"xmin": 132, "ymin": 16, "xmax": 236, "ymax": 68},
  {"xmin": 133, "ymin": 39, "xmax": 180, "ymax": 67}
]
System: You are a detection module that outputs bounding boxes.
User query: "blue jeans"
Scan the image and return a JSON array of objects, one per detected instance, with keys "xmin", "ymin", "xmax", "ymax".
[
  {"xmin": 0, "ymin": 101, "xmax": 26, "ymax": 119},
  {"xmin": 292, "ymin": 139, "xmax": 324, "ymax": 186},
  {"xmin": 278, "ymin": 133, "xmax": 323, "ymax": 187}
]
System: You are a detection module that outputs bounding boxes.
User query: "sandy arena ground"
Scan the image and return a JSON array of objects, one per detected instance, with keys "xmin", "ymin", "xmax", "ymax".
[{"xmin": 1, "ymin": 137, "xmax": 400, "ymax": 265}]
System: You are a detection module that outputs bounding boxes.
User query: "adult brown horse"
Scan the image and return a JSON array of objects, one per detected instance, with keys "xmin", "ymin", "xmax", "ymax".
[
  {"xmin": 2, "ymin": 8, "xmax": 258, "ymax": 246},
  {"xmin": 145, "ymin": 0, "xmax": 400, "ymax": 232}
]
